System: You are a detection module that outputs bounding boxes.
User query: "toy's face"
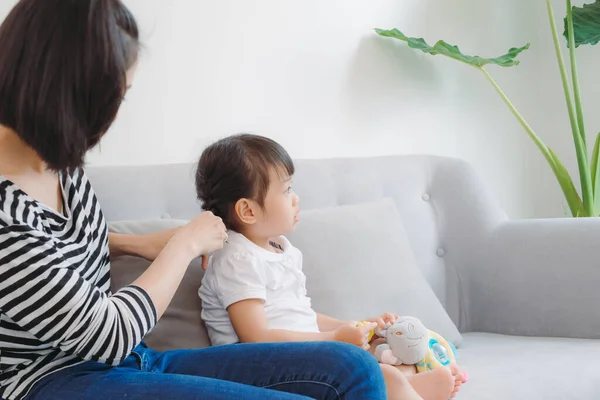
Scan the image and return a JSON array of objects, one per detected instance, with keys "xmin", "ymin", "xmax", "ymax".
[{"xmin": 386, "ymin": 317, "xmax": 428, "ymax": 363}]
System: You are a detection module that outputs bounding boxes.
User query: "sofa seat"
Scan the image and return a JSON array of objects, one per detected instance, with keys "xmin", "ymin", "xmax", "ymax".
[{"xmin": 458, "ymin": 333, "xmax": 600, "ymax": 399}]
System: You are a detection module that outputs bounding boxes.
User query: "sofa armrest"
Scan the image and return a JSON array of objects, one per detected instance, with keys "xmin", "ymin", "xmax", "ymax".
[{"xmin": 464, "ymin": 218, "xmax": 600, "ymax": 339}]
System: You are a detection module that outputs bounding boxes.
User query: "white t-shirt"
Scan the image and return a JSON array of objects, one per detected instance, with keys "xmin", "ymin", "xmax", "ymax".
[{"xmin": 199, "ymin": 230, "xmax": 320, "ymax": 346}]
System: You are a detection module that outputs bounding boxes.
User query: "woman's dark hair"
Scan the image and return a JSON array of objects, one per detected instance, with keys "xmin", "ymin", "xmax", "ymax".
[
  {"xmin": 0, "ymin": 0, "xmax": 140, "ymax": 171},
  {"xmin": 195, "ymin": 134, "xmax": 295, "ymax": 231}
]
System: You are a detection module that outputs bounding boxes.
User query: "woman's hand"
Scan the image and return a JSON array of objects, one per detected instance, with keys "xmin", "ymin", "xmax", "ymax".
[
  {"xmin": 131, "ymin": 211, "xmax": 227, "ymax": 320},
  {"xmin": 171, "ymin": 211, "xmax": 227, "ymax": 263}
]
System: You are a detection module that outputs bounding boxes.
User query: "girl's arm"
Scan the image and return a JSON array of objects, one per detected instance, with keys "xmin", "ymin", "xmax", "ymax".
[
  {"xmin": 317, "ymin": 313, "xmax": 397, "ymax": 337},
  {"xmin": 228, "ymin": 299, "xmax": 335, "ymax": 342},
  {"xmin": 227, "ymin": 300, "xmax": 376, "ymax": 348},
  {"xmin": 317, "ymin": 313, "xmax": 353, "ymax": 332}
]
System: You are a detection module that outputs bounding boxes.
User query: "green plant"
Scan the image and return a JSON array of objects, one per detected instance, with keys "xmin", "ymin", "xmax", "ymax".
[{"xmin": 375, "ymin": 1, "xmax": 600, "ymax": 217}]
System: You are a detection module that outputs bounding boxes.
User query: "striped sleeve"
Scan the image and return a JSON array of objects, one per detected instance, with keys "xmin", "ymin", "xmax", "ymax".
[{"xmin": 0, "ymin": 224, "xmax": 157, "ymax": 366}]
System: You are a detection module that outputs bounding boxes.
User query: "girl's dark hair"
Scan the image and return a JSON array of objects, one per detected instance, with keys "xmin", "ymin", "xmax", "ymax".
[
  {"xmin": 195, "ymin": 134, "xmax": 295, "ymax": 231},
  {"xmin": 0, "ymin": 0, "xmax": 140, "ymax": 171}
]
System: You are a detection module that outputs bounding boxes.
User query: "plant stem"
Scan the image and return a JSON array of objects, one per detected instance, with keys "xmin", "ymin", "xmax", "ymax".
[
  {"xmin": 480, "ymin": 67, "xmax": 583, "ymax": 216},
  {"xmin": 546, "ymin": 0, "xmax": 580, "ymax": 140},
  {"xmin": 479, "ymin": 68, "xmax": 549, "ymax": 155},
  {"xmin": 591, "ymin": 131, "xmax": 600, "ymax": 215},
  {"xmin": 566, "ymin": 0, "xmax": 587, "ymax": 147},
  {"xmin": 546, "ymin": 0, "xmax": 593, "ymax": 217}
]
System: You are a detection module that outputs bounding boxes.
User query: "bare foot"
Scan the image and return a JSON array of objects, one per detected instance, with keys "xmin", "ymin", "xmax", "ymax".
[
  {"xmin": 448, "ymin": 363, "xmax": 466, "ymax": 398},
  {"xmin": 407, "ymin": 367, "xmax": 454, "ymax": 400}
]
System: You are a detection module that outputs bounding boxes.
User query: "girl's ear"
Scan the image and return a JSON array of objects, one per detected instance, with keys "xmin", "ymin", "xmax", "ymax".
[{"xmin": 235, "ymin": 198, "xmax": 257, "ymax": 225}]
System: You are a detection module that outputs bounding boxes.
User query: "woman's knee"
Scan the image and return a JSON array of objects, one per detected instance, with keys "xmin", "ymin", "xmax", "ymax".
[
  {"xmin": 313, "ymin": 342, "xmax": 383, "ymax": 384},
  {"xmin": 307, "ymin": 342, "xmax": 386, "ymax": 399},
  {"xmin": 311, "ymin": 342, "xmax": 380, "ymax": 371}
]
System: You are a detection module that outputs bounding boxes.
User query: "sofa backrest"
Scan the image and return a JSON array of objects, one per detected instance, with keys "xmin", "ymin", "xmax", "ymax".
[{"xmin": 87, "ymin": 154, "xmax": 507, "ymax": 329}]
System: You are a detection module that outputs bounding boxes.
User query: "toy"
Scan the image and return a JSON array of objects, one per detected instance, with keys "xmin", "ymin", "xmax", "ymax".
[
  {"xmin": 356, "ymin": 320, "xmax": 375, "ymax": 342},
  {"xmin": 371, "ymin": 316, "xmax": 458, "ymax": 372},
  {"xmin": 372, "ymin": 316, "xmax": 429, "ymax": 366},
  {"xmin": 415, "ymin": 328, "xmax": 459, "ymax": 373}
]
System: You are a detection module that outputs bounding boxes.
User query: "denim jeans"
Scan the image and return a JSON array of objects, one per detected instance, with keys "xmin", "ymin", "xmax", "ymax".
[{"xmin": 25, "ymin": 341, "xmax": 386, "ymax": 399}]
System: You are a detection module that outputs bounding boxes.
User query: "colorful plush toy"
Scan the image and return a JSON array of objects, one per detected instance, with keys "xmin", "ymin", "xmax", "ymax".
[
  {"xmin": 415, "ymin": 328, "xmax": 459, "ymax": 373},
  {"xmin": 365, "ymin": 316, "xmax": 459, "ymax": 372}
]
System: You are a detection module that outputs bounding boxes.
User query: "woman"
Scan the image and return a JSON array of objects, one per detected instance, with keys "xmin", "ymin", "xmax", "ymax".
[{"xmin": 0, "ymin": 1, "xmax": 387, "ymax": 399}]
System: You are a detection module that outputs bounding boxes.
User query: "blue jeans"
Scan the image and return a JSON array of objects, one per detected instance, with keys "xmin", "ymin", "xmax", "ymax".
[{"xmin": 25, "ymin": 341, "xmax": 386, "ymax": 399}]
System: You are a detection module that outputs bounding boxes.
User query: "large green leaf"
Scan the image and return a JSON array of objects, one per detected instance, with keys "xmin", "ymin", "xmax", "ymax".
[
  {"xmin": 564, "ymin": 1, "xmax": 600, "ymax": 47},
  {"xmin": 374, "ymin": 28, "xmax": 530, "ymax": 68}
]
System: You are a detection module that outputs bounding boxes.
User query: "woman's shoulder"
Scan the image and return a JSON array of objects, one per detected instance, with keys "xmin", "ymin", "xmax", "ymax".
[
  {"xmin": 0, "ymin": 208, "xmax": 13, "ymax": 228},
  {"xmin": 66, "ymin": 167, "xmax": 92, "ymax": 194},
  {"xmin": 0, "ymin": 174, "xmax": 36, "ymax": 228},
  {"xmin": 0, "ymin": 167, "xmax": 102, "ymax": 231}
]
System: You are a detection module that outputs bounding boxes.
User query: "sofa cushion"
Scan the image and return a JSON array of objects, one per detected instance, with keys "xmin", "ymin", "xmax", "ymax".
[
  {"xmin": 108, "ymin": 219, "xmax": 211, "ymax": 351},
  {"xmin": 457, "ymin": 332, "xmax": 600, "ymax": 399},
  {"xmin": 286, "ymin": 197, "xmax": 462, "ymax": 345}
]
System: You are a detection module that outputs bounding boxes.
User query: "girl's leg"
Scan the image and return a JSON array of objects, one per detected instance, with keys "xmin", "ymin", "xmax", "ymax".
[
  {"xmin": 401, "ymin": 365, "xmax": 456, "ymax": 400},
  {"xmin": 402, "ymin": 363, "xmax": 464, "ymax": 399},
  {"xmin": 148, "ymin": 341, "xmax": 387, "ymax": 400},
  {"xmin": 369, "ymin": 338, "xmax": 461, "ymax": 400},
  {"xmin": 379, "ymin": 364, "xmax": 423, "ymax": 400}
]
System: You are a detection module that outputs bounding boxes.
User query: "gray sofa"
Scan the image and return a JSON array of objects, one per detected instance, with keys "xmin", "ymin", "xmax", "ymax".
[{"xmin": 88, "ymin": 155, "xmax": 600, "ymax": 399}]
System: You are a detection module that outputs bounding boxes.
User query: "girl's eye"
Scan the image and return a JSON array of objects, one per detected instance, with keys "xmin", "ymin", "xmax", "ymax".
[{"xmin": 285, "ymin": 186, "xmax": 293, "ymax": 194}]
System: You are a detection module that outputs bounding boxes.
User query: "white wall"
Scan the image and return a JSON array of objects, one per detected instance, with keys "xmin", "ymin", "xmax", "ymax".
[{"xmin": 1, "ymin": 0, "xmax": 598, "ymax": 219}]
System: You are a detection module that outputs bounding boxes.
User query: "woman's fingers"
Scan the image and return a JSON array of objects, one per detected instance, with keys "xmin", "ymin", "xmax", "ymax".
[{"xmin": 176, "ymin": 211, "xmax": 228, "ymax": 258}]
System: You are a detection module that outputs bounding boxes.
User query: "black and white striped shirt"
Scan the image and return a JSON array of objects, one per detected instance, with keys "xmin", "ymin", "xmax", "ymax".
[{"xmin": 0, "ymin": 169, "xmax": 157, "ymax": 400}]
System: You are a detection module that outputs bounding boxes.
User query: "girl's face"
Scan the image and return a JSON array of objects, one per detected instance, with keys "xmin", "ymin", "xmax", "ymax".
[{"xmin": 252, "ymin": 167, "xmax": 300, "ymax": 239}]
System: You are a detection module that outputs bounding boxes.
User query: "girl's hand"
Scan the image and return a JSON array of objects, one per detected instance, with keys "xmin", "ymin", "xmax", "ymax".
[
  {"xmin": 334, "ymin": 322, "xmax": 378, "ymax": 350},
  {"xmin": 364, "ymin": 312, "xmax": 399, "ymax": 330}
]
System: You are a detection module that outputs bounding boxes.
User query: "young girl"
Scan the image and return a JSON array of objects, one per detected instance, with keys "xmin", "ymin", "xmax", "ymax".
[{"xmin": 196, "ymin": 134, "xmax": 465, "ymax": 400}]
